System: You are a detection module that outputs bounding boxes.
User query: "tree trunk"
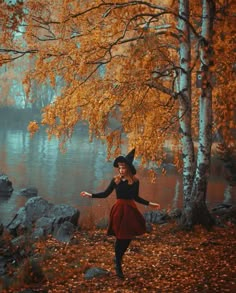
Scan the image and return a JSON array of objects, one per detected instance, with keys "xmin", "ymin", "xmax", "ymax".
[
  {"xmin": 177, "ymin": 0, "xmax": 195, "ymax": 206},
  {"xmin": 180, "ymin": 0, "xmax": 215, "ymax": 229}
]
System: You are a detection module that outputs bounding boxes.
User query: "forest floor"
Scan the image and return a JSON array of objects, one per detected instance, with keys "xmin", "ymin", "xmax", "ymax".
[{"xmin": 1, "ymin": 221, "xmax": 236, "ymax": 293}]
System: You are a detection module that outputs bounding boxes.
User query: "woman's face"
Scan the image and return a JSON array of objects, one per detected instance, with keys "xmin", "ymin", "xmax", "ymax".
[{"xmin": 118, "ymin": 163, "xmax": 127, "ymax": 177}]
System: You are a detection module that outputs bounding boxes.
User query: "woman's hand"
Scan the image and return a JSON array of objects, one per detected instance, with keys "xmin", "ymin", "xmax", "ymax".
[
  {"xmin": 80, "ymin": 191, "xmax": 92, "ymax": 198},
  {"xmin": 149, "ymin": 202, "xmax": 161, "ymax": 209}
]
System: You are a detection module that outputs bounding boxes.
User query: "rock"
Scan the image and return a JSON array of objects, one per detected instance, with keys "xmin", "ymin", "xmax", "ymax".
[
  {"xmin": 84, "ymin": 267, "xmax": 109, "ymax": 279},
  {"xmin": 35, "ymin": 217, "xmax": 55, "ymax": 234},
  {"xmin": 212, "ymin": 203, "xmax": 232, "ymax": 212},
  {"xmin": 31, "ymin": 227, "xmax": 45, "ymax": 240},
  {"xmin": 54, "ymin": 221, "xmax": 75, "ymax": 243},
  {"xmin": 96, "ymin": 217, "xmax": 109, "ymax": 229},
  {"xmin": 0, "ymin": 174, "xmax": 13, "ymax": 195},
  {"xmin": 25, "ymin": 197, "xmax": 53, "ymax": 223},
  {"xmin": 169, "ymin": 208, "xmax": 182, "ymax": 219},
  {"xmin": 21, "ymin": 258, "xmax": 46, "ymax": 285},
  {"xmin": 0, "ymin": 233, "xmax": 27, "ymax": 278},
  {"xmin": 50, "ymin": 204, "xmax": 79, "ymax": 226},
  {"xmin": 0, "ymin": 256, "xmax": 7, "ymax": 276},
  {"xmin": 145, "ymin": 222, "xmax": 153, "ymax": 233},
  {"xmin": 7, "ymin": 207, "xmax": 28, "ymax": 234},
  {"xmin": 144, "ymin": 210, "xmax": 170, "ymax": 224},
  {"xmin": 0, "ymin": 275, "xmax": 9, "ymax": 290},
  {"xmin": 0, "ymin": 223, "xmax": 3, "ymax": 236},
  {"xmin": 6, "ymin": 196, "xmax": 80, "ymax": 241},
  {"xmin": 211, "ymin": 204, "xmax": 236, "ymax": 224},
  {"xmin": 18, "ymin": 187, "xmax": 38, "ymax": 198},
  {"xmin": 11, "ymin": 235, "xmax": 26, "ymax": 248}
]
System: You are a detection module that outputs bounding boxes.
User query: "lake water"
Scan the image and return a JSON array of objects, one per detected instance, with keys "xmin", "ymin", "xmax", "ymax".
[{"xmin": 0, "ymin": 127, "xmax": 235, "ymax": 228}]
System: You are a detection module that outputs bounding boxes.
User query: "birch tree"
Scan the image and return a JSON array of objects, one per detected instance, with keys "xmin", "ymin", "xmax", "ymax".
[{"xmin": 178, "ymin": 0, "xmax": 216, "ymax": 228}]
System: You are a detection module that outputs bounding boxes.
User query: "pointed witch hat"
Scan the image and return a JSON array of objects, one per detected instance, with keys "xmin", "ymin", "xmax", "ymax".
[{"xmin": 113, "ymin": 149, "xmax": 136, "ymax": 174}]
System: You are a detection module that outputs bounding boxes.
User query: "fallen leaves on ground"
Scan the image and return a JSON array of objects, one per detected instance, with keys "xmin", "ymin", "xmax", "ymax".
[{"xmin": 2, "ymin": 222, "xmax": 236, "ymax": 292}]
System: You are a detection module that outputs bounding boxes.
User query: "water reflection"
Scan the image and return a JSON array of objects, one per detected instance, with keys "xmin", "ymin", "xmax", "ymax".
[{"xmin": 0, "ymin": 127, "xmax": 235, "ymax": 227}]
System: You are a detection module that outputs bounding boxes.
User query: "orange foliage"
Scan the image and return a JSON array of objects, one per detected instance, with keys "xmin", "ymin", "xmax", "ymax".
[
  {"xmin": 27, "ymin": 120, "xmax": 39, "ymax": 136},
  {"xmin": 1, "ymin": 223, "xmax": 235, "ymax": 292},
  {"xmin": 0, "ymin": 0, "xmax": 235, "ymax": 167}
]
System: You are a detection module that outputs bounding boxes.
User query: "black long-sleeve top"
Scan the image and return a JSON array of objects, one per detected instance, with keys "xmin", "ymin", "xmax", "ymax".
[{"xmin": 92, "ymin": 178, "xmax": 149, "ymax": 205}]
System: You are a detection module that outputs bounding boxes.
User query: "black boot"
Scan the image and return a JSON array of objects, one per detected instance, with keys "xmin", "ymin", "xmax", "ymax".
[
  {"xmin": 115, "ymin": 257, "xmax": 124, "ymax": 279},
  {"xmin": 114, "ymin": 239, "xmax": 131, "ymax": 279}
]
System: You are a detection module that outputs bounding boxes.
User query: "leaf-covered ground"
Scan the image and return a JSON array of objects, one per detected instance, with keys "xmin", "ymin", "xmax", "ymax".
[{"xmin": 3, "ymin": 222, "xmax": 236, "ymax": 292}]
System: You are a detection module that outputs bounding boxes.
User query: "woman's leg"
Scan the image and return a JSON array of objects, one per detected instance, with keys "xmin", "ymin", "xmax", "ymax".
[{"xmin": 114, "ymin": 238, "xmax": 132, "ymax": 278}]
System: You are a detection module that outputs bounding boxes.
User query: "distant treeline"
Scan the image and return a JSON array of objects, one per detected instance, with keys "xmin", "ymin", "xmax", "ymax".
[{"xmin": 0, "ymin": 107, "xmax": 41, "ymax": 129}]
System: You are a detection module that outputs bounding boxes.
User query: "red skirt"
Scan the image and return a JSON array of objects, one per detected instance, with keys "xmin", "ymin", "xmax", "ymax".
[{"xmin": 107, "ymin": 199, "xmax": 146, "ymax": 239}]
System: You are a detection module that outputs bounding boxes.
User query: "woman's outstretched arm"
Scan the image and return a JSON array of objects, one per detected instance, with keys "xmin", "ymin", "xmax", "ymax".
[
  {"xmin": 133, "ymin": 180, "xmax": 161, "ymax": 209},
  {"xmin": 80, "ymin": 191, "xmax": 92, "ymax": 198},
  {"xmin": 80, "ymin": 179, "xmax": 115, "ymax": 199},
  {"xmin": 149, "ymin": 202, "xmax": 161, "ymax": 209}
]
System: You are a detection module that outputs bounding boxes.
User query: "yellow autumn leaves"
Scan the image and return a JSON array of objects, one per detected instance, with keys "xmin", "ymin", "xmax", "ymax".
[
  {"xmin": 28, "ymin": 121, "xmax": 39, "ymax": 136},
  {"xmin": 17, "ymin": 0, "xmax": 234, "ymax": 169}
]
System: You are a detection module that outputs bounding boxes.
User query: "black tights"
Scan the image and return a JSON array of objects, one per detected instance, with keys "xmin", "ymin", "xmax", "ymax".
[{"xmin": 115, "ymin": 238, "xmax": 131, "ymax": 264}]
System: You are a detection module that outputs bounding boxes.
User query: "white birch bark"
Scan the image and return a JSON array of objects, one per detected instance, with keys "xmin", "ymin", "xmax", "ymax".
[
  {"xmin": 172, "ymin": 179, "xmax": 180, "ymax": 209},
  {"xmin": 223, "ymin": 185, "xmax": 233, "ymax": 205},
  {"xmin": 179, "ymin": 0, "xmax": 215, "ymax": 228},
  {"xmin": 192, "ymin": 0, "xmax": 215, "ymax": 201},
  {"xmin": 177, "ymin": 0, "xmax": 194, "ymax": 206}
]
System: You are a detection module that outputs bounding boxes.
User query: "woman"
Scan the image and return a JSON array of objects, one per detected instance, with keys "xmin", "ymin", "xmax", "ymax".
[{"xmin": 80, "ymin": 149, "xmax": 160, "ymax": 279}]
